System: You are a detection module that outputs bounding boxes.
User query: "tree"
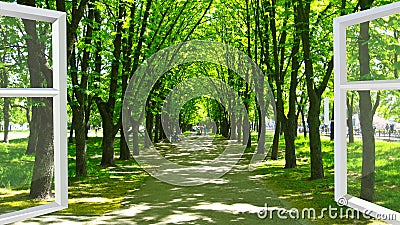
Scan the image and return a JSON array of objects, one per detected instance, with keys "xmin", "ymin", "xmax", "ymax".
[
  {"xmin": 93, "ymin": 1, "xmax": 125, "ymax": 166},
  {"xmin": 17, "ymin": 0, "xmax": 55, "ymax": 199},
  {"xmin": 55, "ymin": 0, "xmax": 90, "ymax": 176},
  {"xmin": 123, "ymin": 0, "xmax": 153, "ymax": 156},
  {"xmin": 282, "ymin": 2, "xmax": 300, "ymax": 168},
  {"xmin": 68, "ymin": 2, "xmax": 93, "ymax": 176},
  {"xmin": 358, "ymin": 0, "xmax": 376, "ymax": 202},
  {"xmin": 296, "ymin": 0, "xmax": 336, "ymax": 180},
  {"xmin": 0, "ymin": 28, "xmax": 10, "ymax": 144}
]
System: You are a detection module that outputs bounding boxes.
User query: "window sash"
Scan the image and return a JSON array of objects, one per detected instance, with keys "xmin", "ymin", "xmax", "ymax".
[{"xmin": 0, "ymin": 2, "xmax": 67, "ymax": 224}]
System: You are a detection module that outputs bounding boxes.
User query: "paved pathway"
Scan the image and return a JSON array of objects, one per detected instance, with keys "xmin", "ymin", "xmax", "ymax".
[{"xmin": 15, "ymin": 135, "xmax": 309, "ymax": 225}]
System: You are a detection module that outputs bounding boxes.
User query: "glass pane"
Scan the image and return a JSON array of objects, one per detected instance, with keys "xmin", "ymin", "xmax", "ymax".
[
  {"xmin": 0, "ymin": 97, "xmax": 54, "ymax": 215},
  {"xmin": 0, "ymin": 15, "xmax": 53, "ymax": 88},
  {"xmin": 346, "ymin": 90, "xmax": 400, "ymax": 212},
  {"xmin": 346, "ymin": 13, "xmax": 400, "ymax": 81}
]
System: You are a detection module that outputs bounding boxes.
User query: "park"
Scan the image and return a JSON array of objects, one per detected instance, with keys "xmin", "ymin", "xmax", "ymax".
[{"xmin": 0, "ymin": 0, "xmax": 400, "ymax": 224}]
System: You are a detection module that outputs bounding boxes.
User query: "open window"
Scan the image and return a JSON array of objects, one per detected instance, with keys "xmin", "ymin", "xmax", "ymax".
[
  {"xmin": 334, "ymin": 2, "xmax": 400, "ymax": 224},
  {"xmin": 0, "ymin": 2, "xmax": 67, "ymax": 224}
]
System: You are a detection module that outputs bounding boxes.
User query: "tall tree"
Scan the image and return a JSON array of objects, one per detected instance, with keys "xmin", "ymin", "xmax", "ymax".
[
  {"xmin": 17, "ymin": 0, "xmax": 55, "ymax": 199},
  {"xmin": 297, "ymin": 0, "xmax": 335, "ymax": 179},
  {"xmin": 124, "ymin": 0, "xmax": 153, "ymax": 156},
  {"xmin": 243, "ymin": 0, "xmax": 252, "ymax": 148},
  {"xmin": 119, "ymin": 2, "xmax": 137, "ymax": 160},
  {"xmin": 267, "ymin": 0, "xmax": 287, "ymax": 161},
  {"xmin": 358, "ymin": 0, "xmax": 376, "ymax": 202},
  {"xmin": 282, "ymin": 2, "xmax": 300, "ymax": 168},
  {"xmin": 94, "ymin": 2, "xmax": 125, "ymax": 166},
  {"xmin": 68, "ymin": 4, "xmax": 94, "ymax": 176},
  {"xmin": 57, "ymin": 0, "xmax": 91, "ymax": 176},
  {"xmin": 0, "ymin": 32, "xmax": 9, "ymax": 144}
]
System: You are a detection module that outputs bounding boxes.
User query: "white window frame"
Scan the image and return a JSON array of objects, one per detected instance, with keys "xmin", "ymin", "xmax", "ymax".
[
  {"xmin": 334, "ymin": 2, "xmax": 400, "ymax": 224},
  {"xmin": 0, "ymin": 2, "xmax": 67, "ymax": 224}
]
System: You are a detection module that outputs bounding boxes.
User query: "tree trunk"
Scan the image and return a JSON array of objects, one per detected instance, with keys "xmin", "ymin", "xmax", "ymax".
[
  {"xmin": 29, "ymin": 98, "xmax": 54, "ymax": 200},
  {"xmin": 154, "ymin": 114, "xmax": 160, "ymax": 143},
  {"xmin": 145, "ymin": 108, "xmax": 153, "ymax": 147},
  {"xmin": 71, "ymin": 1, "xmax": 96, "ymax": 174},
  {"xmin": 70, "ymin": 46, "xmax": 88, "ymax": 176},
  {"xmin": 18, "ymin": 0, "xmax": 55, "ymax": 199},
  {"xmin": 21, "ymin": 14, "xmax": 42, "ymax": 155},
  {"xmin": 74, "ymin": 106, "xmax": 87, "ymax": 176},
  {"xmin": 236, "ymin": 113, "xmax": 243, "ymax": 142},
  {"xmin": 257, "ymin": 104, "xmax": 266, "ymax": 154},
  {"xmin": 1, "ymin": 33, "xmax": 9, "ymax": 144},
  {"xmin": 270, "ymin": 117, "xmax": 281, "ymax": 160},
  {"xmin": 85, "ymin": 97, "xmax": 93, "ymax": 138},
  {"xmin": 92, "ymin": 3, "xmax": 123, "ymax": 166},
  {"xmin": 242, "ymin": 114, "xmax": 250, "ymax": 146},
  {"xmin": 120, "ymin": 129, "xmax": 130, "ymax": 160},
  {"xmin": 221, "ymin": 111, "xmax": 230, "ymax": 138},
  {"xmin": 244, "ymin": 0, "xmax": 252, "ymax": 149},
  {"xmin": 119, "ymin": 3, "xmax": 136, "ymax": 158},
  {"xmin": 359, "ymin": 90, "xmax": 375, "ymax": 201},
  {"xmin": 283, "ymin": 119, "xmax": 297, "ymax": 168},
  {"xmin": 330, "ymin": 104, "xmax": 334, "ymax": 141},
  {"xmin": 230, "ymin": 112, "xmax": 237, "ymax": 140},
  {"xmin": 269, "ymin": 0, "xmax": 287, "ymax": 160},
  {"xmin": 300, "ymin": 105, "xmax": 307, "ymax": 138},
  {"xmin": 132, "ymin": 119, "xmax": 139, "ymax": 155},
  {"xmin": 3, "ymin": 97, "xmax": 9, "ymax": 143},
  {"xmin": 160, "ymin": 116, "xmax": 167, "ymax": 140},
  {"xmin": 282, "ymin": 100, "xmax": 298, "ymax": 169},
  {"xmin": 283, "ymin": 13, "xmax": 300, "ymax": 167},
  {"xmin": 308, "ymin": 98, "xmax": 324, "ymax": 179},
  {"xmin": 297, "ymin": 1, "xmax": 328, "ymax": 180},
  {"xmin": 26, "ymin": 105, "xmax": 39, "ymax": 154},
  {"xmin": 158, "ymin": 113, "xmax": 164, "ymax": 140},
  {"xmin": 101, "ymin": 119, "xmax": 115, "ymax": 166},
  {"xmin": 69, "ymin": 115, "xmax": 74, "ymax": 144},
  {"xmin": 347, "ymin": 94, "xmax": 355, "ymax": 143},
  {"xmin": 255, "ymin": 76, "xmax": 266, "ymax": 154},
  {"xmin": 358, "ymin": 2, "xmax": 375, "ymax": 200}
]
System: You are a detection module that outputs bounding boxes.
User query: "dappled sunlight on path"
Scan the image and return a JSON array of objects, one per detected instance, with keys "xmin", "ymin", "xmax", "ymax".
[{"xmin": 14, "ymin": 135, "xmax": 309, "ymax": 225}]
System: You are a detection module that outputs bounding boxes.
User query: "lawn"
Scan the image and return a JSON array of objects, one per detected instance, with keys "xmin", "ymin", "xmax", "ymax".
[
  {"xmin": 0, "ymin": 135, "xmax": 148, "ymax": 216},
  {"xmin": 347, "ymin": 139, "xmax": 400, "ymax": 212},
  {"xmin": 0, "ymin": 138, "xmax": 42, "ymax": 214},
  {"xmin": 253, "ymin": 135, "xmax": 397, "ymax": 225},
  {"xmin": 0, "ymin": 132, "xmax": 398, "ymax": 224}
]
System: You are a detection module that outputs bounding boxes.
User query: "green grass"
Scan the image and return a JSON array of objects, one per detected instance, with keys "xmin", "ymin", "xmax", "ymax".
[
  {"xmin": 1, "ymin": 131, "xmax": 398, "ymax": 223},
  {"xmin": 0, "ymin": 138, "xmax": 34, "ymax": 189},
  {"xmin": 64, "ymin": 137, "xmax": 148, "ymax": 215},
  {"xmin": 0, "ymin": 138, "xmax": 51, "ymax": 214},
  {"xmin": 0, "ymin": 136, "xmax": 148, "ymax": 216},
  {"xmin": 347, "ymin": 139, "xmax": 400, "ymax": 212},
  {"xmin": 253, "ymin": 135, "xmax": 390, "ymax": 225}
]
